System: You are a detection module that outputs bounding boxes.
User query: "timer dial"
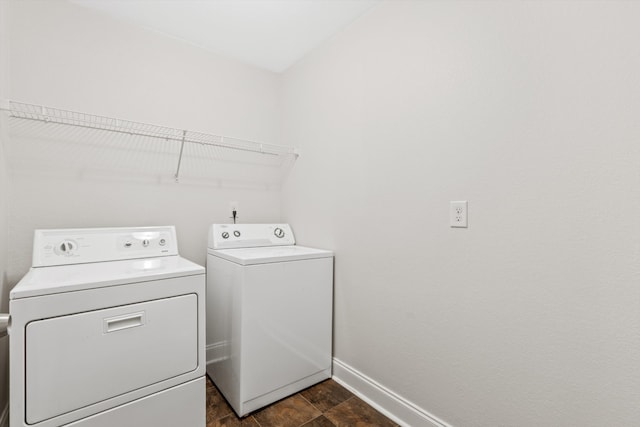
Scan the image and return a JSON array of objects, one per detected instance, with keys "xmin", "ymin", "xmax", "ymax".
[{"xmin": 57, "ymin": 240, "xmax": 77, "ymax": 256}]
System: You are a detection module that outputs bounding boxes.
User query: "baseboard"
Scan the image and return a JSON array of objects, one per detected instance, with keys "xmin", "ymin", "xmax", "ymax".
[
  {"xmin": 206, "ymin": 341, "xmax": 227, "ymax": 365},
  {"xmin": 0, "ymin": 401, "xmax": 8, "ymax": 427},
  {"xmin": 332, "ymin": 358, "xmax": 451, "ymax": 427}
]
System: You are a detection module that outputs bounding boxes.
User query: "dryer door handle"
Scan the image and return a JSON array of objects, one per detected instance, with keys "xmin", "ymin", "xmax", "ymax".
[
  {"xmin": 0, "ymin": 313, "xmax": 9, "ymax": 338},
  {"xmin": 103, "ymin": 312, "xmax": 146, "ymax": 333}
]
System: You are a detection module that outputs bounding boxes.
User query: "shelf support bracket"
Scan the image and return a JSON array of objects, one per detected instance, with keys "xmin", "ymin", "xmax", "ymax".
[{"xmin": 174, "ymin": 130, "xmax": 187, "ymax": 183}]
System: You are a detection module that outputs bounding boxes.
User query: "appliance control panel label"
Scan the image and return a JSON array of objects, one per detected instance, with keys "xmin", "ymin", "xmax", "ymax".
[
  {"xmin": 210, "ymin": 224, "xmax": 295, "ymax": 249},
  {"xmin": 33, "ymin": 226, "xmax": 178, "ymax": 267}
]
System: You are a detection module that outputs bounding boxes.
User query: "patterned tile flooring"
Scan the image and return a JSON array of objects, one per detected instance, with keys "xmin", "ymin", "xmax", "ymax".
[{"xmin": 206, "ymin": 375, "xmax": 399, "ymax": 427}]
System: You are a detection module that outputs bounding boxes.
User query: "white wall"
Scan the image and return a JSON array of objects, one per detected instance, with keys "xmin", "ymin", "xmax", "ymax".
[
  {"xmin": 281, "ymin": 1, "xmax": 640, "ymax": 426},
  {"xmin": 4, "ymin": 0, "xmax": 285, "ymax": 284},
  {"xmin": 0, "ymin": 0, "xmax": 11, "ymax": 421}
]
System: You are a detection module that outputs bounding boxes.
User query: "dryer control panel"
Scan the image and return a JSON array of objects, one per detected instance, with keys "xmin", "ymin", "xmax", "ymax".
[
  {"xmin": 209, "ymin": 224, "xmax": 295, "ymax": 249},
  {"xmin": 32, "ymin": 226, "xmax": 178, "ymax": 267}
]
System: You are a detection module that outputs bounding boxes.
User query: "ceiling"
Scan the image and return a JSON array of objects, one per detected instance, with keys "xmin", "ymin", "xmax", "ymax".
[{"xmin": 69, "ymin": 0, "xmax": 380, "ymax": 73}]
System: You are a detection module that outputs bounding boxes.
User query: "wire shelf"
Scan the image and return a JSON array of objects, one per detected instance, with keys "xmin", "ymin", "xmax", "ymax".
[{"xmin": 2, "ymin": 100, "xmax": 298, "ymax": 182}]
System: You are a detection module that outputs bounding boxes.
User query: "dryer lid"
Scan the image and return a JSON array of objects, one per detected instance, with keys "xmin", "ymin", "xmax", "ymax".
[
  {"xmin": 10, "ymin": 255, "xmax": 204, "ymax": 299},
  {"xmin": 210, "ymin": 245, "xmax": 333, "ymax": 265}
]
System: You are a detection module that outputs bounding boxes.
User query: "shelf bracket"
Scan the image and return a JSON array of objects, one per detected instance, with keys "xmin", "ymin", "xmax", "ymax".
[{"xmin": 174, "ymin": 130, "xmax": 187, "ymax": 183}]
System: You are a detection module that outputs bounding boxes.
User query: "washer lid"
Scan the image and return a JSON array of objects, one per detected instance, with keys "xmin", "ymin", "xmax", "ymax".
[
  {"xmin": 210, "ymin": 245, "xmax": 333, "ymax": 265},
  {"xmin": 10, "ymin": 255, "xmax": 204, "ymax": 299}
]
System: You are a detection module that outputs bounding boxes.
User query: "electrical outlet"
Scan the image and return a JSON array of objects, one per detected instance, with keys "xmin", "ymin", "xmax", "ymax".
[{"xmin": 450, "ymin": 201, "xmax": 468, "ymax": 228}]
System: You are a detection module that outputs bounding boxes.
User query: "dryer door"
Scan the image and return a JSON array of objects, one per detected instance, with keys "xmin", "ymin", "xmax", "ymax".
[{"xmin": 25, "ymin": 294, "xmax": 198, "ymax": 424}]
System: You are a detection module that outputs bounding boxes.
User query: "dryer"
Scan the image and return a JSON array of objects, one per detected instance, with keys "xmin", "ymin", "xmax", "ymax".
[
  {"xmin": 206, "ymin": 224, "xmax": 334, "ymax": 416},
  {"xmin": 9, "ymin": 226, "xmax": 206, "ymax": 427}
]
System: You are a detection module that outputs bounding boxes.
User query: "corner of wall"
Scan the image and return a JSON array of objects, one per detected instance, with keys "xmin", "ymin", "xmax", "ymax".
[{"xmin": 0, "ymin": 0, "xmax": 11, "ymax": 421}]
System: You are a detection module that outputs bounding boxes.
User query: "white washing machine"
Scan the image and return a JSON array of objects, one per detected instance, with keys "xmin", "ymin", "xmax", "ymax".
[
  {"xmin": 9, "ymin": 226, "xmax": 206, "ymax": 427},
  {"xmin": 206, "ymin": 224, "xmax": 333, "ymax": 416}
]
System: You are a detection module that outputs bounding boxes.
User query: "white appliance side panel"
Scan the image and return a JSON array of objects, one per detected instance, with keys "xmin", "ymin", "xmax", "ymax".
[
  {"xmin": 241, "ymin": 257, "xmax": 333, "ymax": 403},
  {"xmin": 26, "ymin": 294, "xmax": 198, "ymax": 424},
  {"xmin": 206, "ymin": 255, "xmax": 244, "ymax": 414},
  {"xmin": 65, "ymin": 377, "xmax": 205, "ymax": 427}
]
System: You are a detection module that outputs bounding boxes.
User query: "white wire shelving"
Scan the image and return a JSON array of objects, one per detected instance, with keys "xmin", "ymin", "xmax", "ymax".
[{"xmin": 1, "ymin": 100, "xmax": 298, "ymax": 182}]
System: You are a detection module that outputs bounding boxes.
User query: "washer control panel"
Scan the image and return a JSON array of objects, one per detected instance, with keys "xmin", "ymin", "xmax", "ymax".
[
  {"xmin": 33, "ymin": 226, "xmax": 178, "ymax": 267},
  {"xmin": 209, "ymin": 224, "xmax": 295, "ymax": 249}
]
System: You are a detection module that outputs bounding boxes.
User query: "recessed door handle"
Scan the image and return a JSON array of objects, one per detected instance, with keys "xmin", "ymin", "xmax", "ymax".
[{"xmin": 103, "ymin": 312, "xmax": 145, "ymax": 333}]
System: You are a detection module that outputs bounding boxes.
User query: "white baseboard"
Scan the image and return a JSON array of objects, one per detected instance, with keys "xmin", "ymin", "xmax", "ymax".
[
  {"xmin": 332, "ymin": 358, "xmax": 451, "ymax": 427},
  {"xmin": 0, "ymin": 401, "xmax": 8, "ymax": 427},
  {"xmin": 206, "ymin": 341, "xmax": 227, "ymax": 366}
]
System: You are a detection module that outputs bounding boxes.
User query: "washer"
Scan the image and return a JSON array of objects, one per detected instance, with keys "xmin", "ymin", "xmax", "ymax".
[
  {"xmin": 9, "ymin": 226, "xmax": 206, "ymax": 427},
  {"xmin": 206, "ymin": 223, "xmax": 333, "ymax": 416}
]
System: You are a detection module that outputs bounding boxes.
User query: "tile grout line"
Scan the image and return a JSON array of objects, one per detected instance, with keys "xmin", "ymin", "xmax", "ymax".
[
  {"xmin": 297, "ymin": 392, "xmax": 322, "ymax": 414},
  {"xmin": 325, "ymin": 395, "xmax": 356, "ymax": 415},
  {"xmin": 207, "ymin": 379, "xmax": 391, "ymax": 427},
  {"xmin": 296, "ymin": 393, "xmax": 331, "ymax": 427},
  {"xmin": 327, "ymin": 395, "xmax": 399, "ymax": 427}
]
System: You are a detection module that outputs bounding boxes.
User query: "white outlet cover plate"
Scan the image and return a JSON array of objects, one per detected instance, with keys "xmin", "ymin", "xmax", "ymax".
[{"xmin": 450, "ymin": 201, "xmax": 468, "ymax": 228}]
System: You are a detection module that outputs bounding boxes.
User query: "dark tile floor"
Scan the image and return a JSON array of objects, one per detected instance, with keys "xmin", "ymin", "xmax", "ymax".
[{"xmin": 206, "ymin": 375, "xmax": 399, "ymax": 427}]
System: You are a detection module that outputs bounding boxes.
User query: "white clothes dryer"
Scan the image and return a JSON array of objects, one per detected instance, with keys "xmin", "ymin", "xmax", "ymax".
[
  {"xmin": 206, "ymin": 224, "xmax": 333, "ymax": 417},
  {"xmin": 9, "ymin": 226, "xmax": 206, "ymax": 427}
]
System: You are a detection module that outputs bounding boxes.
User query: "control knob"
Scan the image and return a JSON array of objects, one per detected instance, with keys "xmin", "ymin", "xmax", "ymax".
[
  {"xmin": 274, "ymin": 227, "xmax": 285, "ymax": 238},
  {"xmin": 222, "ymin": 232, "xmax": 229, "ymax": 239},
  {"xmin": 58, "ymin": 240, "xmax": 76, "ymax": 256}
]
